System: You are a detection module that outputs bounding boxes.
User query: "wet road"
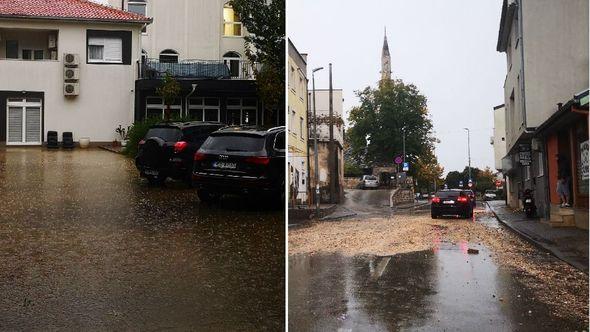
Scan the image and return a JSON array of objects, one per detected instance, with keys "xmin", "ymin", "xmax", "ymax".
[
  {"xmin": 0, "ymin": 148, "xmax": 284, "ymax": 330},
  {"xmin": 289, "ymin": 201, "xmax": 586, "ymax": 330},
  {"xmin": 341, "ymin": 189, "xmax": 393, "ymax": 216}
]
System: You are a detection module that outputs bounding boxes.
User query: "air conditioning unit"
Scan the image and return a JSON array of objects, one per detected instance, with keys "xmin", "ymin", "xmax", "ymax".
[
  {"xmin": 64, "ymin": 82, "xmax": 79, "ymax": 96},
  {"xmin": 48, "ymin": 34, "xmax": 57, "ymax": 49},
  {"xmin": 63, "ymin": 67, "xmax": 79, "ymax": 80},
  {"xmin": 63, "ymin": 53, "xmax": 79, "ymax": 66}
]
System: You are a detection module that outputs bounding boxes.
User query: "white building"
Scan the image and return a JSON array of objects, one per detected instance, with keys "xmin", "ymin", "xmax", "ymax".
[
  {"xmin": 0, "ymin": 0, "xmax": 149, "ymax": 145},
  {"xmin": 309, "ymin": 88, "xmax": 344, "ymax": 203},
  {"xmin": 105, "ymin": 0, "xmax": 282, "ymax": 127},
  {"xmin": 491, "ymin": 104, "xmax": 507, "ymax": 172}
]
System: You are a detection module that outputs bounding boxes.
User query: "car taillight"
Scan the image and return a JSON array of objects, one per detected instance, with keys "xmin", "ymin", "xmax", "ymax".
[
  {"xmin": 174, "ymin": 141, "xmax": 188, "ymax": 153},
  {"xmin": 457, "ymin": 196, "xmax": 468, "ymax": 203},
  {"xmin": 432, "ymin": 197, "xmax": 441, "ymax": 203},
  {"xmin": 194, "ymin": 152, "xmax": 207, "ymax": 161},
  {"xmin": 244, "ymin": 156, "xmax": 270, "ymax": 166}
]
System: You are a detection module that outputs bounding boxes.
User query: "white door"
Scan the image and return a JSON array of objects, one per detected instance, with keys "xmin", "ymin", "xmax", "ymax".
[{"xmin": 6, "ymin": 98, "xmax": 42, "ymax": 145}]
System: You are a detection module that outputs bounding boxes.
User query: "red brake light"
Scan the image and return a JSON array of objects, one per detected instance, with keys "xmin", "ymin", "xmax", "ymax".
[
  {"xmin": 174, "ymin": 141, "xmax": 188, "ymax": 153},
  {"xmin": 244, "ymin": 156, "xmax": 270, "ymax": 166},
  {"xmin": 194, "ymin": 152, "xmax": 207, "ymax": 161},
  {"xmin": 457, "ymin": 196, "xmax": 468, "ymax": 203},
  {"xmin": 432, "ymin": 197, "xmax": 441, "ymax": 203}
]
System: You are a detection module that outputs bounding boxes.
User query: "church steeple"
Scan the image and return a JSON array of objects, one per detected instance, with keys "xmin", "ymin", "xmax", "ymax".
[{"xmin": 381, "ymin": 27, "xmax": 392, "ymax": 82}]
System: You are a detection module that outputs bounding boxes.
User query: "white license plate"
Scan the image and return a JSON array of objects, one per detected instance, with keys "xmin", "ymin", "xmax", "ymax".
[
  {"xmin": 443, "ymin": 200, "xmax": 455, "ymax": 204},
  {"xmin": 213, "ymin": 161, "xmax": 237, "ymax": 169},
  {"xmin": 145, "ymin": 169, "xmax": 159, "ymax": 176}
]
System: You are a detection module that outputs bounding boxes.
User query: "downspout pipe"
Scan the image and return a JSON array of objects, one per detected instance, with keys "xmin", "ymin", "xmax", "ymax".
[{"xmin": 185, "ymin": 84, "xmax": 197, "ymax": 117}]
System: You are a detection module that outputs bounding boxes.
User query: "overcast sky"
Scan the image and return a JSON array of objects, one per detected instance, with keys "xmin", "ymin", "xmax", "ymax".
[{"xmin": 288, "ymin": 0, "xmax": 506, "ymax": 175}]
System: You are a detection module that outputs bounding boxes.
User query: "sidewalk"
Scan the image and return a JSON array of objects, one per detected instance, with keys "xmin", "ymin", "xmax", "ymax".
[{"xmin": 486, "ymin": 200, "xmax": 588, "ymax": 273}]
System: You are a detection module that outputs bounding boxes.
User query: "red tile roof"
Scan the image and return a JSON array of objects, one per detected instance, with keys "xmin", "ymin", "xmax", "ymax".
[{"xmin": 0, "ymin": 0, "xmax": 152, "ymax": 24}]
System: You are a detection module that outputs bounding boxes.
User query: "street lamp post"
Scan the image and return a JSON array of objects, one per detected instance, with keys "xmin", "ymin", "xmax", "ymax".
[
  {"xmin": 312, "ymin": 67, "xmax": 324, "ymax": 217},
  {"xmin": 402, "ymin": 127, "xmax": 406, "ymax": 164},
  {"xmin": 463, "ymin": 127, "xmax": 471, "ymax": 183}
]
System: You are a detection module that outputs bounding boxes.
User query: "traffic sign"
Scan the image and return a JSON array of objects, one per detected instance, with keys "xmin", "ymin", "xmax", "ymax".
[
  {"xmin": 459, "ymin": 180, "xmax": 463, "ymax": 187},
  {"xmin": 402, "ymin": 162, "xmax": 409, "ymax": 172},
  {"xmin": 394, "ymin": 156, "xmax": 403, "ymax": 164},
  {"xmin": 495, "ymin": 180, "xmax": 502, "ymax": 187}
]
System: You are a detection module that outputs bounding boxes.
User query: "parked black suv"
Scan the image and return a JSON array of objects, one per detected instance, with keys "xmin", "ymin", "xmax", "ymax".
[
  {"xmin": 192, "ymin": 126, "xmax": 285, "ymax": 204},
  {"xmin": 135, "ymin": 122, "xmax": 225, "ymax": 184},
  {"xmin": 431, "ymin": 189, "xmax": 474, "ymax": 219}
]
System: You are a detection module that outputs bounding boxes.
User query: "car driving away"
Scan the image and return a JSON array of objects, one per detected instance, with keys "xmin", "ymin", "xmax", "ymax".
[
  {"xmin": 431, "ymin": 189, "xmax": 474, "ymax": 219},
  {"xmin": 192, "ymin": 126, "xmax": 285, "ymax": 205},
  {"xmin": 361, "ymin": 175, "xmax": 379, "ymax": 189},
  {"xmin": 135, "ymin": 121, "xmax": 225, "ymax": 185},
  {"xmin": 483, "ymin": 189, "xmax": 497, "ymax": 201}
]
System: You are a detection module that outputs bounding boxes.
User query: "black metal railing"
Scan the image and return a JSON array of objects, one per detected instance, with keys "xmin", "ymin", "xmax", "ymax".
[{"xmin": 139, "ymin": 58, "xmax": 256, "ymax": 80}]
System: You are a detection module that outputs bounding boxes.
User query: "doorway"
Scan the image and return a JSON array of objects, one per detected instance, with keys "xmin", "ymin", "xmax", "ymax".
[{"xmin": 6, "ymin": 98, "xmax": 42, "ymax": 145}]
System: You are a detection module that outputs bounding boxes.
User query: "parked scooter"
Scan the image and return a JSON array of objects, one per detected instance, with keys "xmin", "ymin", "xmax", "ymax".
[{"xmin": 522, "ymin": 189, "xmax": 537, "ymax": 218}]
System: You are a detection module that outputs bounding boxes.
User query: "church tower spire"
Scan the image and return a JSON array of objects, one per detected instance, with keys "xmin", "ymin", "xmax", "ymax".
[{"xmin": 381, "ymin": 27, "xmax": 392, "ymax": 82}]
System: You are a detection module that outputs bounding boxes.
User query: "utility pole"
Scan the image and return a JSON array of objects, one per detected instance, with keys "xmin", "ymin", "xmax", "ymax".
[
  {"xmin": 312, "ymin": 67, "xmax": 324, "ymax": 216},
  {"xmin": 328, "ymin": 63, "xmax": 336, "ymax": 204},
  {"xmin": 464, "ymin": 127, "xmax": 471, "ymax": 182},
  {"xmin": 402, "ymin": 127, "xmax": 406, "ymax": 164}
]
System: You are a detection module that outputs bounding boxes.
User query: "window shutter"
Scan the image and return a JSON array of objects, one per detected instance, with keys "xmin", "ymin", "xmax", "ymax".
[
  {"xmin": 104, "ymin": 38, "xmax": 122, "ymax": 62},
  {"xmin": 8, "ymin": 107, "xmax": 23, "ymax": 143},
  {"xmin": 25, "ymin": 107, "xmax": 41, "ymax": 143}
]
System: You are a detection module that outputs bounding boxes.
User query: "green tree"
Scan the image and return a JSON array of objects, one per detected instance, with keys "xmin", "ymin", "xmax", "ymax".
[
  {"xmin": 156, "ymin": 72, "xmax": 181, "ymax": 121},
  {"xmin": 230, "ymin": 0, "xmax": 285, "ymax": 111},
  {"xmin": 347, "ymin": 79, "xmax": 438, "ymax": 180},
  {"xmin": 414, "ymin": 150, "xmax": 444, "ymax": 192}
]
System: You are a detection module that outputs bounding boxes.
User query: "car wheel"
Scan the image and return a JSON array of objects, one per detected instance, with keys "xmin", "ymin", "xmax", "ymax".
[
  {"xmin": 431, "ymin": 212, "xmax": 438, "ymax": 219},
  {"xmin": 146, "ymin": 174, "xmax": 166, "ymax": 186},
  {"xmin": 197, "ymin": 189, "xmax": 219, "ymax": 204}
]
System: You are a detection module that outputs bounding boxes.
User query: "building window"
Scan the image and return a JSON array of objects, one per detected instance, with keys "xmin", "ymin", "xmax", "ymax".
[
  {"xmin": 188, "ymin": 98, "xmax": 220, "ymax": 122},
  {"xmin": 223, "ymin": 51, "xmax": 241, "ymax": 78},
  {"xmin": 223, "ymin": 4, "xmax": 242, "ymax": 37},
  {"xmin": 159, "ymin": 49, "xmax": 179, "ymax": 63},
  {"xmin": 299, "ymin": 116, "xmax": 304, "ymax": 139},
  {"xmin": 227, "ymin": 98, "xmax": 257, "ymax": 126},
  {"xmin": 128, "ymin": 0, "xmax": 147, "ymax": 32},
  {"xmin": 141, "ymin": 49, "xmax": 148, "ymax": 64},
  {"xmin": 537, "ymin": 152, "xmax": 544, "ymax": 177},
  {"xmin": 6, "ymin": 40, "xmax": 18, "ymax": 59},
  {"xmin": 145, "ymin": 97, "xmax": 181, "ymax": 119},
  {"xmin": 524, "ymin": 165, "xmax": 531, "ymax": 181},
  {"xmin": 88, "ymin": 37, "xmax": 123, "ymax": 63}
]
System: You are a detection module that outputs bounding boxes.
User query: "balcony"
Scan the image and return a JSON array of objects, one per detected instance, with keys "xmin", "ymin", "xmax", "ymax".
[
  {"xmin": 139, "ymin": 58, "xmax": 256, "ymax": 80},
  {"xmin": 0, "ymin": 28, "xmax": 58, "ymax": 61}
]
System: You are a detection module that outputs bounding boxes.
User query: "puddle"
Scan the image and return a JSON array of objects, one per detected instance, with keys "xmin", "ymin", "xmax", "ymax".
[{"xmin": 289, "ymin": 244, "xmax": 584, "ymax": 331}]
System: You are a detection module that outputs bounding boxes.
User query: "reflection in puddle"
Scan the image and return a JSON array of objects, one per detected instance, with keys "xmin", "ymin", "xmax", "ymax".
[{"xmin": 289, "ymin": 244, "xmax": 582, "ymax": 331}]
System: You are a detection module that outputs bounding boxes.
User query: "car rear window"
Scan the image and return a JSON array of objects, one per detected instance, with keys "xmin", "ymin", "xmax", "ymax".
[
  {"xmin": 436, "ymin": 191, "xmax": 461, "ymax": 198},
  {"xmin": 201, "ymin": 134, "xmax": 265, "ymax": 152},
  {"xmin": 145, "ymin": 127, "xmax": 182, "ymax": 142}
]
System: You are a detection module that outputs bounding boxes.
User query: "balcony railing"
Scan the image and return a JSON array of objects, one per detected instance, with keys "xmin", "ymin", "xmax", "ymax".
[{"xmin": 139, "ymin": 58, "xmax": 256, "ymax": 80}]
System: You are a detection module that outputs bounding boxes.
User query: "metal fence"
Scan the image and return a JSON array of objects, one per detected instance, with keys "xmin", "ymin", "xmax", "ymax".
[{"xmin": 139, "ymin": 58, "xmax": 256, "ymax": 80}]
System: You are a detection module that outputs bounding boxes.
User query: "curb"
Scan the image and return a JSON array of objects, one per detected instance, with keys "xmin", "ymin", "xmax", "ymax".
[{"xmin": 485, "ymin": 202, "xmax": 588, "ymax": 274}]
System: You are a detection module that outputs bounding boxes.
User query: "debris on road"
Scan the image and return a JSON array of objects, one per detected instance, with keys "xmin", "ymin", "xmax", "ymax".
[{"xmin": 467, "ymin": 248, "xmax": 479, "ymax": 254}]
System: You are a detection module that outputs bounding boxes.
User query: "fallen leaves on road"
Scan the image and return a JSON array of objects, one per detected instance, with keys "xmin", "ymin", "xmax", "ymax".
[{"xmin": 289, "ymin": 211, "xmax": 588, "ymax": 325}]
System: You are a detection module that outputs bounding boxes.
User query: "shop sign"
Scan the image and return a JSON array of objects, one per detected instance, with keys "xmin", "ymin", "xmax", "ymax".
[{"xmin": 518, "ymin": 144, "xmax": 532, "ymax": 166}]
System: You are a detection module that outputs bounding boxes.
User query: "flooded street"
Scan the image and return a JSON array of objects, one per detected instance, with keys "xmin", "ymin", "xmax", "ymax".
[
  {"xmin": 289, "ymin": 191, "xmax": 588, "ymax": 331},
  {"xmin": 0, "ymin": 148, "xmax": 284, "ymax": 330}
]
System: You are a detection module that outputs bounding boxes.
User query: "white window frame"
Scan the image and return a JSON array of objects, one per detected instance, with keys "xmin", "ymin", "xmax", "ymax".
[
  {"xmin": 88, "ymin": 37, "xmax": 123, "ymax": 64},
  {"xmin": 227, "ymin": 98, "xmax": 257, "ymax": 126},
  {"xmin": 145, "ymin": 97, "xmax": 181, "ymax": 119},
  {"xmin": 187, "ymin": 97, "xmax": 220, "ymax": 122},
  {"xmin": 6, "ymin": 98, "xmax": 42, "ymax": 146},
  {"xmin": 299, "ymin": 116, "xmax": 304, "ymax": 139},
  {"xmin": 128, "ymin": 0, "xmax": 147, "ymax": 33},
  {"xmin": 537, "ymin": 152, "xmax": 544, "ymax": 177},
  {"xmin": 159, "ymin": 50, "xmax": 179, "ymax": 63},
  {"xmin": 223, "ymin": 4, "xmax": 242, "ymax": 37},
  {"xmin": 223, "ymin": 52, "xmax": 242, "ymax": 78}
]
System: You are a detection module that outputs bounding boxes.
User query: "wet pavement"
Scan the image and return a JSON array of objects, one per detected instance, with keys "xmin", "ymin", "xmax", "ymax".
[
  {"xmin": 289, "ymin": 205, "xmax": 587, "ymax": 331},
  {"xmin": 0, "ymin": 148, "xmax": 284, "ymax": 330}
]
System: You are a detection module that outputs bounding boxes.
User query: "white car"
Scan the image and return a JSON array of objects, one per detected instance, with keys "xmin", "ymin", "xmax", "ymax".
[
  {"xmin": 484, "ymin": 190, "xmax": 497, "ymax": 201},
  {"xmin": 361, "ymin": 175, "xmax": 379, "ymax": 189}
]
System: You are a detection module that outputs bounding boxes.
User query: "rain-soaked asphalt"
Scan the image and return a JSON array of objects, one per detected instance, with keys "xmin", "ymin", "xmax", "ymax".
[
  {"xmin": 0, "ymin": 148, "xmax": 284, "ymax": 330},
  {"xmin": 289, "ymin": 191, "xmax": 586, "ymax": 331}
]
